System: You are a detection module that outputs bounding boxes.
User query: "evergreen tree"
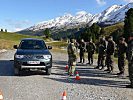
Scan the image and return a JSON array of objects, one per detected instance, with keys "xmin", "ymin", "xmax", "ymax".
[
  {"xmin": 1, "ymin": 29, "xmax": 3, "ymax": 32},
  {"xmin": 70, "ymin": 34, "xmax": 75, "ymax": 39},
  {"xmin": 100, "ymin": 27, "xmax": 105, "ymax": 35},
  {"xmin": 124, "ymin": 8, "xmax": 133, "ymax": 41},
  {"xmin": 5, "ymin": 29, "xmax": 7, "ymax": 32},
  {"xmin": 91, "ymin": 23, "xmax": 101, "ymax": 39},
  {"xmin": 77, "ymin": 35, "xmax": 81, "ymax": 43},
  {"xmin": 44, "ymin": 28, "xmax": 50, "ymax": 38}
]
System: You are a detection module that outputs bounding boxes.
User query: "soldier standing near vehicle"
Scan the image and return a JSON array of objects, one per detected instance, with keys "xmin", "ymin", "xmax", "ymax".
[
  {"xmin": 117, "ymin": 37, "xmax": 127, "ymax": 75},
  {"xmin": 86, "ymin": 39, "xmax": 96, "ymax": 65},
  {"xmin": 126, "ymin": 34, "xmax": 133, "ymax": 88},
  {"xmin": 67, "ymin": 39, "xmax": 77, "ymax": 76},
  {"xmin": 105, "ymin": 36, "xmax": 115, "ymax": 73},
  {"xmin": 74, "ymin": 39, "xmax": 79, "ymax": 51},
  {"xmin": 95, "ymin": 36, "xmax": 107, "ymax": 70},
  {"xmin": 79, "ymin": 39, "xmax": 86, "ymax": 63}
]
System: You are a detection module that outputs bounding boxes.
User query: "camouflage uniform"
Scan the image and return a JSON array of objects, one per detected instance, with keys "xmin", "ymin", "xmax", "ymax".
[
  {"xmin": 127, "ymin": 37, "xmax": 133, "ymax": 87},
  {"xmin": 96, "ymin": 38, "xmax": 107, "ymax": 69},
  {"xmin": 117, "ymin": 37, "xmax": 127, "ymax": 75},
  {"xmin": 86, "ymin": 41, "xmax": 96, "ymax": 65},
  {"xmin": 67, "ymin": 40, "xmax": 77, "ymax": 76},
  {"xmin": 79, "ymin": 41, "xmax": 86, "ymax": 63},
  {"xmin": 106, "ymin": 37, "xmax": 115, "ymax": 73}
]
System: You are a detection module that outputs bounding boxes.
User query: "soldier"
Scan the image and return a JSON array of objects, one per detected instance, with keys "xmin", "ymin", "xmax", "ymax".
[
  {"xmin": 74, "ymin": 39, "xmax": 79, "ymax": 51},
  {"xmin": 79, "ymin": 39, "xmax": 86, "ymax": 63},
  {"xmin": 105, "ymin": 36, "xmax": 115, "ymax": 73},
  {"xmin": 86, "ymin": 39, "xmax": 96, "ymax": 65},
  {"xmin": 126, "ymin": 34, "xmax": 133, "ymax": 88},
  {"xmin": 95, "ymin": 36, "xmax": 107, "ymax": 70},
  {"xmin": 117, "ymin": 37, "xmax": 127, "ymax": 75},
  {"xmin": 67, "ymin": 39, "xmax": 77, "ymax": 76}
]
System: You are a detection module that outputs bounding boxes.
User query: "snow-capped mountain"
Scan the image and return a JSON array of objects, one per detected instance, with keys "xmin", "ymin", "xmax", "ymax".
[{"xmin": 19, "ymin": 2, "xmax": 133, "ymax": 34}]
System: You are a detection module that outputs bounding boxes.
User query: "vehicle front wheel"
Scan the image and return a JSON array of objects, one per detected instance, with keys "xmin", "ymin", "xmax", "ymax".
[
  {"xmin": 46, "ymin": 68, "xmax": 51, "ymax": 75},
  {"xmin": 14, "ymin": 67, "xmax": 20, "ymax": 76}
]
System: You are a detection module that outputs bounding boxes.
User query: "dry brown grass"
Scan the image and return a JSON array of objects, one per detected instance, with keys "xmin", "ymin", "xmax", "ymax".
[{"xmin": 0, "ymin": 39, "xmax": 19, "ymax": 49}]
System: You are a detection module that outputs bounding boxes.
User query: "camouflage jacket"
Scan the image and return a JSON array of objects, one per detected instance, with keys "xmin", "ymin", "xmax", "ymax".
[
  {"xmin": 98, "ymin": 40, "xmax": 107, "ymax": 55},
  {"xmin": 118, "ymin": 42, "xmax": 127, "ymax": 56},
  {"xmin": 127, "ymin": 40, "xmax": 133, "ymax": 62},
  {"xmin": 67, "ymin": 43, "xmax": 77, "ymax": 60},
  {"xmin": 107, "ymin": 40, "xmax": 115, "ymax": 55},
  {"xmin": 79, "ymin": 42, "xmax": 86, "ymax": 52},
  {"xmin": 86, "ymin": 42, "xmax": 96, "ymax": 53}
]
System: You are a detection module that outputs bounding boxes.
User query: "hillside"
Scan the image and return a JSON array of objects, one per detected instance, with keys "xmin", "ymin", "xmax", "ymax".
[
  {"xmin": 0, "ymin": 31, "xmax": 44, "ymax": 49},
  {"xmin": 17, "ymin": 2, "xmax": 133, "ymax": 38}
]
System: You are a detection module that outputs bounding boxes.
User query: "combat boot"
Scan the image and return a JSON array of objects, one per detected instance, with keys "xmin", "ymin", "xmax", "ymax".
[{"xmin": 117, "ymin": 72, "xmax": 124, "ymax": 75}]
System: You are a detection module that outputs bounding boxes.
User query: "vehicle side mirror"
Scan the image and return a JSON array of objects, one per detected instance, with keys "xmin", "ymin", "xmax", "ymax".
[
  {"xmin": 48, "ymin": 46, "xmax": 52, "ymax": 49},
  {"xmin": 13, "ymin": 45, "xmax": 18, "ymax": 49}
]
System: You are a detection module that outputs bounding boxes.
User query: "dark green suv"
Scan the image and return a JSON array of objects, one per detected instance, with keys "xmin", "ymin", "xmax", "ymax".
[{"xmin": 13, "ymin": 39, "xmax": 52, "ymax": 75}]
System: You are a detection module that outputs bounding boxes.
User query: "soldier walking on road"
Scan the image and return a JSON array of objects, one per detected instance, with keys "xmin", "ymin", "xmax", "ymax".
[
  {"xmin": 126, "ymin": 34, "xmax": 133, "ymax": 88},
  {"xmin": 67, "ymin": 39, "xmax": 77, "ymax": 76},
  {"xmin": 86, "ymin": 39, "xmax": 96, "ymax": 65},
  {"xmin": 105, "ymin": 36, "xmax": 115, "ymax": 73},
  {"xmin": 117, "ymin": 37, "xmax": 127, "ymax": 75},
  {"xmin": 79, "ymin": 39, "xmax": 86, "ymax": 63},
  {"xmin": 95, "ymin": 36, "xmax": 107, "ymax": 70}
]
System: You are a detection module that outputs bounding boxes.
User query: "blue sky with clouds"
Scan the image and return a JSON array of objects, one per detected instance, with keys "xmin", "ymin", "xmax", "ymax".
[{"xmin": 0, "ymin": 0, "xmax": 132, "ymax": 32}]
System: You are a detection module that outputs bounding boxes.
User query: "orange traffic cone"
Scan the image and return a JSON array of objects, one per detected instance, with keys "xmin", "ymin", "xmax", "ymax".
[
  {"xmin": 61, "ymin": 92, "xmax": 66, "ymax": 100},
  {"xmin": 0, "ymin": 91, "xmax": 3, "ymax": 100},
  {"xmin": 65, "ymin": 63, "xmax": 68, "ymax": 69},
  {"xmin": 76, "ymin": 72, "xmax": 81, "ymax": 80}
]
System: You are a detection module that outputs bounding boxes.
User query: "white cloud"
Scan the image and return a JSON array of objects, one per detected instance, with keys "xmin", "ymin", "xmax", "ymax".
[
  {"xmin": 13, "ymin": 28, "xmax": 23, "ymax": 32},
  {"xmin": 123, "ymin": 0, "xmax": 133, "ymax": 2},
  {"xmin": 96, "ymin": 0, "xmax": 106, "ymax": 6},
  {"xmin": 76, "ymin": 11, "xmax": 87, "ymax": 15},
  {"xmin": 5, "ymin": 19, "xmax": 31, "ymax": 29}
]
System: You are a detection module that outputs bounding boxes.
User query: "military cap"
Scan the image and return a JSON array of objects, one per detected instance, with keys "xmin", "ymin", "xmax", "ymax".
[
  {"xmin": 119, "ymin": 37, "xmax": 125, "ymax": 41},
  {"xmin": 108, "ymin": 36, "xmax": 113, "ymax": 39}
]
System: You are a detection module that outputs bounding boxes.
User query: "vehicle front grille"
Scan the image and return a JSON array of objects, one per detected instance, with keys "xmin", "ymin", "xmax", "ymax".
[
  {"xmin": 24, "ymin": 55, "xmax": 44, "ymax": 59},
  {"xmin": 22, "ymin": 62, "xmax": 45, "ymax": 66}
]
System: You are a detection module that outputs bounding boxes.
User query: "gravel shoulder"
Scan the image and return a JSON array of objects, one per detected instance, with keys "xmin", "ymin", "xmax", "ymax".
[{"xmin": 0, "ymin": 50, "xmax": 133, "ymax": 100}]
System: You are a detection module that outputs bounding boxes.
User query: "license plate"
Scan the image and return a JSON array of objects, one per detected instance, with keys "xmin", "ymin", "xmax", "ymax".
[{"xmin": 27, "ymin": 61, "xmax": 40, "ymax": 64}]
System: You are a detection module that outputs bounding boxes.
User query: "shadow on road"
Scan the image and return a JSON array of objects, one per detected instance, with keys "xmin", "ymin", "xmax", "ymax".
[
  {"xmin": 0, "ymin": 60, "xmax": 48, "ymax": 76},
  {"xmin": 45, "ymin": 61, "xmax": 129, "ymax": 88},
  {"xmin": 0, "ymin": 60, "xmax": 14, "ymax": 76}
]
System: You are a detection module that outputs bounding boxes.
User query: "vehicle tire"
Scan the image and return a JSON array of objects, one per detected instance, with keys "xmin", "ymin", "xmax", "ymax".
[
  {"xmin": 14, "ymin": 67, "xmax": 20, "ymax": 76},
  {"xmin": 46, "ymin": 68, "xmax": 51, "ymax": 75}
]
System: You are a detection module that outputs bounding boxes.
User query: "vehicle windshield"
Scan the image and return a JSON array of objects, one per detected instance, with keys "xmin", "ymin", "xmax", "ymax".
[{"xmin": 19, "ymin": 40, "xmax": 47, "ymax": 49}]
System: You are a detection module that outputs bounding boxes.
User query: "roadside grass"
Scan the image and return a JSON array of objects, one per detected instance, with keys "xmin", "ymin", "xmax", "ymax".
[
  {"xmin": 0, "ymin": 39, "xmax": 19, "ymax": 49},
  {"xmin": 0, "ymin": 31, "xmax": 44, "ymax": 42}
]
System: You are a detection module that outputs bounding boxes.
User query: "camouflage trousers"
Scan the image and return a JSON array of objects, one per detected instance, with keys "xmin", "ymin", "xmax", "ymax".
[
  {"xmin": 106, "ymin": 54, "xmax": 114, "ymax": 71},
  {"xmin": 88, "ymin": 52, "xmax": 94, "ymax": 64},
  {"xmin": 80, "ymin": 51, "xmax": 85, "ymax": 63},
  {"xmin": 97, "ymin": 54, "xmax": 106, "ymax": 67},
  {"xmin": 68, "ymin": 60, "xmax": 76, "ymax": 76},
  {"xmin": 118, "ymin": 55, "xmax": 126, "ymax": 73},
  {"xmin": 128, "ymin": 62, "xmax": 133, "ymax": 87}
]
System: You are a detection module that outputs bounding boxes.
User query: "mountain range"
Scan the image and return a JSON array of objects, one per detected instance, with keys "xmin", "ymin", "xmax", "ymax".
[{"xmin": 18, "ymin": 2, "xmax": 133, "ymax": 37}]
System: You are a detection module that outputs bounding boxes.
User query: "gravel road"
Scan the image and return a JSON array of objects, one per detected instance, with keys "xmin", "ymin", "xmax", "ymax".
[{"xmin": 0, "ymin": 50, "xmax": 133, "ymax": 100}]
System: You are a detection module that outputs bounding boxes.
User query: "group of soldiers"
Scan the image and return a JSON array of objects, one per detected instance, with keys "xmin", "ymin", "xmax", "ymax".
[{"xmin": 67, "ymin": 34, "xmax": 133, "ymax": 88}]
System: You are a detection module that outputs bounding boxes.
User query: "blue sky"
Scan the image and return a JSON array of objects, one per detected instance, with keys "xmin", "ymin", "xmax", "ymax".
[{"xmin": 0, "ymin": 0, "xmax": 132, "ymax": 32}]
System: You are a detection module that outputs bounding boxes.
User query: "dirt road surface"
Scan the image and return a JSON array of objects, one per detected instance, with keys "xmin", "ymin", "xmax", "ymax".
[{"xmin": 0, "ymin": 50, "xmax": 133, "ymax": 100}]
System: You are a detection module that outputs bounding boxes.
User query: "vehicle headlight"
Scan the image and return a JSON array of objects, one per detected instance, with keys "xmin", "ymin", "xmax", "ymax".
[
  {"xmin": 43, "ymin": 55, "xmax": 51, "ymax": 59},
  {"xmin": 15, "ymin": 55, "xmax": 24, "ymax": 59}
]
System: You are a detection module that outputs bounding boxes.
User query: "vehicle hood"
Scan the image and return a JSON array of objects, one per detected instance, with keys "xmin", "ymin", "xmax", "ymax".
[{"xmin": 16, "ymin": 49, "xmax": 51, "ymax": 55}]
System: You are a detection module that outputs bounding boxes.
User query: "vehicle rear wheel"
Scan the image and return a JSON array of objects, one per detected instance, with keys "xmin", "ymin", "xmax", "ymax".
[
  {"xmin": 46, "ymin": 68, "xmax": 51, "ymax": 75},
  {"xmin": 14, "ymin": 67, "xmax": 20, "ymax": 76}
]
